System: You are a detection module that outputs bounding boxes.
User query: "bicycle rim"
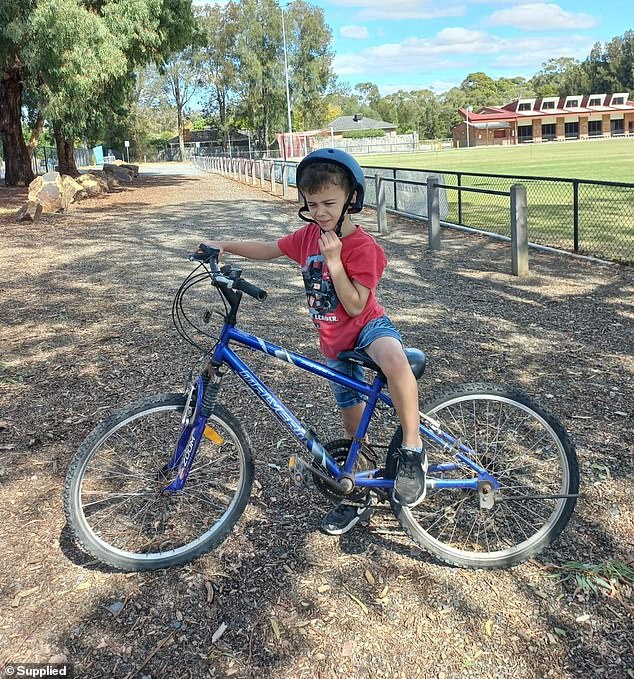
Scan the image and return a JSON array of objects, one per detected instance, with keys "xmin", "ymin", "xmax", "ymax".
[
  {"xmin": 67, "ymin": 396, "xmax": 251, "ymax": 569},
  {"xmin": 394, "ymin": 385, "xmax": 578, "ymax": 568}
]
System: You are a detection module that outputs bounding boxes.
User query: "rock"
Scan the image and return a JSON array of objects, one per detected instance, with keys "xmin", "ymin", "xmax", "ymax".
[
  {"xmin": 116, "ymin": 161, "xmax": 139, "ymax": 177},
  {"xmin": 61, "ymin": 175, "xmax": 86, "ymax": 206},
  {"xmin": 15, "ymin": 200, "xmax": 43, "ymax": 222},
  {"xmin": 28, "ymin": 172, "xmax": 66, "ymax": 212},
  {"xmin": 103, "ymin": 163, "xmax": 134, "ymax": 182},
  {"xmin": 101, "ymin": 172, "xmax": 122, "ymax": 190},
  {"xmin": 76, "ymin": 173, "xmax": 109, "ymax": 196}
]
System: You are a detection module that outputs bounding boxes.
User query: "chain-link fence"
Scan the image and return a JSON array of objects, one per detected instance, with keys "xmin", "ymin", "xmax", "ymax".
[
  {"xmin": 362, "ymin": 166, "xmax": 634, "ymax": 264},
  {"xmin": 30, "ymin": 146, "xmax": 95, "ymax": 174},
  {"xmin": 193, "ymin": 156, "xmax": 634, "ymax": 264}
]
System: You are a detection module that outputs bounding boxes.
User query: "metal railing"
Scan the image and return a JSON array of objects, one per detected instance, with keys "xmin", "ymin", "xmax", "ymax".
[
  {"xmin": 192, "ymin": 154, "xmax": 633, "ymax": 265},
  {"xmin": 361, "ymin": 165, "xmax": 633, "ymax": 264}
]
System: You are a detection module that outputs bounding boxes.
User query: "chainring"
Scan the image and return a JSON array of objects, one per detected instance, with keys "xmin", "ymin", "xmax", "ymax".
[{"xmin": 312, "ymin": 439, "xmax": 382, "ymax": 503}]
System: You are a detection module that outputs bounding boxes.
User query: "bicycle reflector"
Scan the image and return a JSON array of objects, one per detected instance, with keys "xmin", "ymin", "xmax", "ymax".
[{"xmin": 204, "ymin": 426, "xmax": 224, "ymax": 444}]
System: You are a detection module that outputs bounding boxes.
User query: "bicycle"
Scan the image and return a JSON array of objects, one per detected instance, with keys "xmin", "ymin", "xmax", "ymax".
[{"xmin": 64, "ymin": 245, "xmax": 580, "ymax": 571}]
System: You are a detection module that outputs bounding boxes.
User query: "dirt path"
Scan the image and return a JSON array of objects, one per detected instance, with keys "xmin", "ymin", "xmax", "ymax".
[{"xmin": 0, "ymin": 165, "xmax": 632, "ymax": 679}]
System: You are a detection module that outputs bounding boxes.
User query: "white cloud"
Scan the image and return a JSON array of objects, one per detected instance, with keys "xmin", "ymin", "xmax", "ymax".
[
  {"xmin": 488, "ymin": 3, "xmax": 599, "ymax": 31},
  {"xmin": 340, "ymin": 25, "xmax": 369, "ymax": 39},
  {"xmin": 332, "ymin": 28, "xmax": 594, "ymax": 76},
  {"xmin": 325, "ymin": 0, "xmax": 466, "ymax": 21}
]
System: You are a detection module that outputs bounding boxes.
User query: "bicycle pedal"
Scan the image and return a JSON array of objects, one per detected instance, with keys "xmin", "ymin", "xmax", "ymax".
[{"xmin": 288, "ymin": 455, "xmax": 311, "ymax": 487}]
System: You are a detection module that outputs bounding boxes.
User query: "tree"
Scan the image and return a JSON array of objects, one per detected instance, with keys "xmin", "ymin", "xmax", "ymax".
[
  {"xmin": 198, "ymin": 2, "xmax": 240, "ymax": 150},
  {"xmin": 0, "ymin": 0, "xmax": 38, "ymax": 185},
  {"xmin": 286, "ymin": 0, "xmax": 334, "ymax": 131},
  {"xmin": 1, "ymin": 0, "xmax": 197, "ymax": 183},
  {"xmin": 529, "ymin": 57, "xmax": 582, "ymax": 97},
  {"xmin": 160, "ymin": 49, "xmax": 205, "ymax": 160}
]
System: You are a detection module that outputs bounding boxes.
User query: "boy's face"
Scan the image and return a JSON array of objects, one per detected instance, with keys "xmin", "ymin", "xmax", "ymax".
[{"xmin": 303, "ymin": 183, "xmax": 352, "ymax": 232}]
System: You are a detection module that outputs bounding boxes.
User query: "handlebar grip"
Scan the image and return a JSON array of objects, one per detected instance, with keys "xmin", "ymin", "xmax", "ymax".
[
  {"xmin": 234, "ymin": 279, "xmax": 268, "ymax": 301},
  {"xmin": 188, "ymin": 243, "xmax": 220, "ymax": 263}
]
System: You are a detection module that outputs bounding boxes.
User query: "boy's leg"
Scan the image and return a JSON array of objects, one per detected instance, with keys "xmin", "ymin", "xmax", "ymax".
[
  {"xmin": 363, "ymin": 337, "xmax": 428, "ymax": 507},
  {"xmin": 321, "ymin": 361, "xmax": 375, "ymax": 535}
]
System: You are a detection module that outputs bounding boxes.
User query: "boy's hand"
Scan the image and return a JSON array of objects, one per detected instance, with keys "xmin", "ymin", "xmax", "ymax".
[
  {"xmin": 194, "ymin": 241, "xmax": 224, "ymax": 260},
  {"xmin": 319, "ymin": 230, "xmax": 342, "ymax": 264}
]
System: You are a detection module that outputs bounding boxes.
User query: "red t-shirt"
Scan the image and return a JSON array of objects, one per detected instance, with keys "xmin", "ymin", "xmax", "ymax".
[{"xmin": 278, "ymin": 223, "xmax": 387, "ymax": 359}]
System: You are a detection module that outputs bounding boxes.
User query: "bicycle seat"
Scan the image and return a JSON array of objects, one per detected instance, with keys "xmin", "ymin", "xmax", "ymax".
[{"xmin": 337, "ymin": 348, "xmax": 426, "ymax": 380}]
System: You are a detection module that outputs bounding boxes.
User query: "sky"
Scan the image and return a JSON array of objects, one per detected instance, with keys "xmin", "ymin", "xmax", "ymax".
[{"xmin": 193, "ymin": 0, "xmax": 633, "ymax": 95}]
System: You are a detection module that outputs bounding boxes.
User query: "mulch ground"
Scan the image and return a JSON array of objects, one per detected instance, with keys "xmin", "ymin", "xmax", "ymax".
[{"xmin": 0, "ymin": 165, "xmax": 632, "ymax": 679}]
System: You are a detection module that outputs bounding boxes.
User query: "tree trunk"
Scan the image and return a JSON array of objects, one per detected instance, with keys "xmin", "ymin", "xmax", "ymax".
[
  {"xmin": 0, "ymin": 66, "xmax": 35, "ymax": 186},
  {"xmin": 27, "ymin": 111, "xmax": 45, "ymax": 157},
  {"xmin": 54, "ymin": 130, "xmax": 79, "ymax": 176}
]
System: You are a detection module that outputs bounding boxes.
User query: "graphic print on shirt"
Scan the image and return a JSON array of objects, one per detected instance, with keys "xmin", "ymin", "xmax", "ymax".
[{"xmin": 301, "ymin": 255, "xmax": 339, "ymax": 324}]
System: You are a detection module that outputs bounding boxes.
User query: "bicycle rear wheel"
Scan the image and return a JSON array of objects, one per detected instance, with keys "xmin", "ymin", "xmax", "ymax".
[
  {"xmin": 64, "ymin": 394, "xmax": 254, "ymax": 571},
  {"xmin": 388, "ymin": 383, "xmax": 579, "ymax": 569}
]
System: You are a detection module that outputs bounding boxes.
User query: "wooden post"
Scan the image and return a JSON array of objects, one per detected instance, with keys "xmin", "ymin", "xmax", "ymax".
[
  {"xmin": 510, "ymin": 184, "xmax": 529, "ymax": 276},
  {"xmin": 259, "ymin": 160, "xmax": 265, "ymax": 188},
  {"xmin": 427, "ymin": 175, "xmax": 440, "ymax": 250},
  {"xmin": 270, "ymin": 161, "xmax": 276, "ymax": 194},
  {"xmin": 374, "ymin": 174, "xmax": 388, "ymax": 234},
  {"xmin": 282, "ymin": 163, "xmax": 289, "ymax": 197}
]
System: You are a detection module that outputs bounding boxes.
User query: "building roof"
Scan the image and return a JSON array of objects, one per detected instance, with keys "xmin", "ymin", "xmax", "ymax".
[
  {"xmin": 460, "ymin": 93, "xmax": 634, "ymax": 123},
  {"xmin": 326, "ymin": 115, "xmax": 397, "ymax": 132}
]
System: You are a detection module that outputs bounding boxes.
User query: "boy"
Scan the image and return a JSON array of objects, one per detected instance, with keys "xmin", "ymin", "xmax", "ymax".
[{"xmin": 201, "ymin": 148, "xmax": 426, "ymax": 535}]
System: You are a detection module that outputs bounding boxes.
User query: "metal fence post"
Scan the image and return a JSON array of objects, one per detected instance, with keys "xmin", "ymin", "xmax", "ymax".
[
  {"xmin": 427, "ymin": 176, "xmax": 440, "ymax": 250},
  {"xmin": 572, "ymin": 180, "xmax": 580, "ymax": 253},
  {"xmin": 282, "ymin": 163, "xmax": 289, "ymax": 197},
  {"xmin": 457, "ymin": 172, "xmax": 463, "ymax": 224},
  {"xmin": 510, "ymin": 184, "xmax": 529, "ymax": 276},
  {"xmin": 375, "ymin": 175, "xmax": 388, "ymax": 234}
]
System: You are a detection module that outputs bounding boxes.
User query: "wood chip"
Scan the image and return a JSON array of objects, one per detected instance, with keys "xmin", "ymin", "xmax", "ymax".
[{"xmin": 211, "ymin": 622, "xmax": 228, "ymax": 643}]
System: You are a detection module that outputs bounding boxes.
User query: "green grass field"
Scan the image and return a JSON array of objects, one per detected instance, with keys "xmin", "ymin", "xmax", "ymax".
[
  {"xmin": 362, "ymin": 137, "xmax": 634, "ymax": 183},
  {"xmin": 359, "ymin": 139, "xmax": 634, "ymax": 262}
]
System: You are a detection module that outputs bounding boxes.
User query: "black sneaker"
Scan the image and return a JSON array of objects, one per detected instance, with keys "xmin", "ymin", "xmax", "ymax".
[
  {"xmin": 320, "ymin": 498, "xmax": 375, "ymax": 535},
  {"xmin": 393, "ymin": 447, "xmax": 428, "ymax": 507}
]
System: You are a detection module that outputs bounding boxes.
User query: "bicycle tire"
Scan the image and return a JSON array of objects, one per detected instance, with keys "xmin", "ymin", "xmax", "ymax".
[
  {"xmin": 387, "ymin": 383, "xmax": 579, "ymax": 569},
  {"xmin": 64, "ymin": 393, "xmax": 254, "ymax": 571}
]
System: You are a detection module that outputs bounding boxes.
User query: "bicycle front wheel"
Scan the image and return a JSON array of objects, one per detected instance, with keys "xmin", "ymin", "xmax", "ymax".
[
  {"xmin": 389, "ymin": 383, "xmax": 579, "ymax": 569},
  {"xmin": 64, "ymin": 394, "xmax": 254, "ymax": 571}
]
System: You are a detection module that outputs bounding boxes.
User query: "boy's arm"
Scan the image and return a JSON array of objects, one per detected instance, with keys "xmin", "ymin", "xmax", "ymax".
[
  {"xmin": 319, "ymin": 232, "xmax": 370, "ymax": 317},
  {"xmin": 201, "ymin": 240, "xmax": 284, "ymax": 261}
]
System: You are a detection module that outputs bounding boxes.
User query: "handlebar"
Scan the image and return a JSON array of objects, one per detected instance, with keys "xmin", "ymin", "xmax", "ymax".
[{"xmin": 189, "ymin": 244, "xmax": 268, "ymax": 301}]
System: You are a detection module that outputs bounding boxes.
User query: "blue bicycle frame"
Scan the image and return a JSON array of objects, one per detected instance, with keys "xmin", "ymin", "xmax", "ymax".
[{"xmin": 162, "ymin": 319, "xmax": 499, "ymax": 496}]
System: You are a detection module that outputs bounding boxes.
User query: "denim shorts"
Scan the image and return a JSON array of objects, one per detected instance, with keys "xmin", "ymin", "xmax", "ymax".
[{"xmin": 326, "ymin": 315, "xmax": 403, "ymax": 409}]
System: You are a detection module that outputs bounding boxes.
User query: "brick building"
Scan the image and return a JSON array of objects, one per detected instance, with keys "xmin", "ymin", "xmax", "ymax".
[{"xmin": 453, "ymin": 93, "xmax": 634, "ymax": 147}]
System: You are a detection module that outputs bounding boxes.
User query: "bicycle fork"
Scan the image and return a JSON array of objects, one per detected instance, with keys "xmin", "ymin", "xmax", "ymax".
[{"xmin": 160, "ymin": 368, "xmax": 224, "ymax": 495}]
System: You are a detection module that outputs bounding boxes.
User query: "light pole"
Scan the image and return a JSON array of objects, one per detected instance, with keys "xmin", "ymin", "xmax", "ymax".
[
  {"xmin": 281, "ymin": 3, "xmax": 293, "ymax": 157},
  {"xmin": 465, "ymin": 105, "xmax": 473, "ymax": 148}
]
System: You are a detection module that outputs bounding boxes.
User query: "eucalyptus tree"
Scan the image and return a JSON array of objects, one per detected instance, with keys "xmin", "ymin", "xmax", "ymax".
[
  {"xmin": 198, "ymin": 2, "xmax": 240, "ymax": 150},
  {"xmin": 285, "ymin": 0, "xmax": 334, "ymax": 131},
  {"xmin": 0, "ymin": 0, "xmax": 197, "ymax": 184},
  {"xmin": 1, "ymin": 0, "xmax": 39, "ymax": 184}
]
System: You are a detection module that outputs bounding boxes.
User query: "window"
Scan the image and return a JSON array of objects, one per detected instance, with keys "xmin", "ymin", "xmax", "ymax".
[
  {"xmin": 541, "ymin": 101, "xmax": 555, "ymax": 109},
  {"xmin": 588, "ymin": 97, "xmax": 602, "ymax": 106},
  {"xmin": 566, "ymin": 99, "xmax": 579, "ymax": 108},
  {"xmin": 588, "ymin": 120, "xmax": 603, "ymax": 136},
  {"xmin": 565, "ymin": 122, "xmax": 579, "ymax": 138},
  {"xmin": 612, "ymin": 96, "xmax": 624, "ymax": 105},
  {"xmin": 517, "ymin": 126, "xmax": 532, "ymax": 142},
  {"xmin": 541, "ymin": 123, "xmax": 556, "ymax": 140},
  {"xmin": 611, "ymin": 119, "xmax": 624, "ymax": 135},
  {"xmin": 518, "ymin": 103, "xmax": 531, "ymax": 111}
]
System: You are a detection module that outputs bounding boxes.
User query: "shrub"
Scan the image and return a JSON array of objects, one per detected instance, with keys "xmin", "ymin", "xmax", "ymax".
[{"xmin": 342, "ymin": 129, "xmax": 386, "ymax": 139}]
